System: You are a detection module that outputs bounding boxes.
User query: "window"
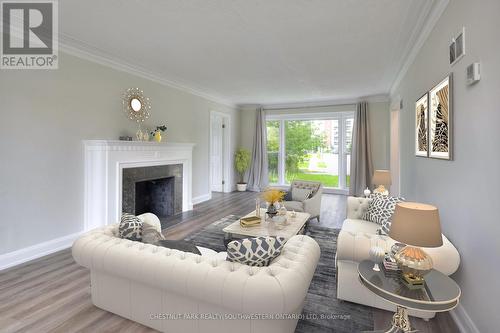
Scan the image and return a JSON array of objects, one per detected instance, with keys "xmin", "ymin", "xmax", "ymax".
[{"xmin": 266, "ymin": 112, "xmax": 354, "ymax": 191}]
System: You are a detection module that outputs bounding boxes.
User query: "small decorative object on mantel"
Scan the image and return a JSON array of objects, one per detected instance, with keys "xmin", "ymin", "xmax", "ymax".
[
  {"xmin": 369, "ymin": 246, "xmax": 385, "ymax": 272},
  {"xmin": 150, "ymin": 125, "xmax": 167, "ymax": 143},
  {"xmin": 261, "ymin": 188, "xmax": 285, "ymax": 219},
  {"xmin": 234, "ymin": 148, "xmax": 251, "ymax": 191},
  {"xmin": 119, "ymin": 136, "xmax": 132, "ymax": 141}
]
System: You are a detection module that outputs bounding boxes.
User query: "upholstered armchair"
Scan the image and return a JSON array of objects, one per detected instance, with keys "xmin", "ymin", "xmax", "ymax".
[{"xmin": 282, "ymin": 180, "xmax": 323, "ymax": 221}]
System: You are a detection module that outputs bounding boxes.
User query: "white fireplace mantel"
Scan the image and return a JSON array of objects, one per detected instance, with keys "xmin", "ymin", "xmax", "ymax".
[{"xmin": 83, "ymin": 140, "xmax": 195, "ymax": 231}]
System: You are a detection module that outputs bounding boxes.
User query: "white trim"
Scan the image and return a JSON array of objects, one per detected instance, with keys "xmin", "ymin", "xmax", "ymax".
[
  {"xmin": 266, "ymin": 112, "xmax": 354, "ymax": 191},
  {"xmin": 209, "ymin": 111, "xmax": 232, "ymax": 193},
  {"xmin": 390, "ymin": 0, "xmax": 450, "ymax": 95},
  {"xmin": 59, "ymin": 35, "xmax": 234, "ymax": 108},
  {"xmin": 0, "ymin": 232, "xmax": 83, "ymax": 271},
  {"xmin": 83, "ymin": 140, "xmax": 195, "ymax": 231},
  {"xmin": 192, "ymin": 193, "xmax": 212, "ymax": 205},
  {"xmin": 450, "ymin": 304, "xmax": 480, "ymax": 333},
  {"xmin": 261, "ymin": 94, "xmax": 388, "ymax": 110}
]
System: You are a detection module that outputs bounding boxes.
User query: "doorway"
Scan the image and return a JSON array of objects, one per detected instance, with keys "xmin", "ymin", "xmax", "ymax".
[{"xmin": 210, "ymin": 111, "xmax": 230, "ymax": 193}]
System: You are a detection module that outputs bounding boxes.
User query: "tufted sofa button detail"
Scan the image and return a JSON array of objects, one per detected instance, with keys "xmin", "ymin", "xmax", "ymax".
[{"xmin": 72, "ymin": 222, "xmax": 321, "ymax": 330}]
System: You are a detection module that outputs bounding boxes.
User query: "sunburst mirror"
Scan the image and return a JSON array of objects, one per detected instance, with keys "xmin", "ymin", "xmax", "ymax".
[{"xmin": 122, "ymin": 88, "xmax": 151, "ymax": 122}]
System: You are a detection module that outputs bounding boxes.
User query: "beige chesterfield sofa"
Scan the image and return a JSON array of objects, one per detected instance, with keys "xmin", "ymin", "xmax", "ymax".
[
  {"xmin": 335, "ymin": 197, "xmax": 460, "ymax": 319},
  {"xmin": 72, "ymin": 217, "xmax": 320, "ymax": 333}
]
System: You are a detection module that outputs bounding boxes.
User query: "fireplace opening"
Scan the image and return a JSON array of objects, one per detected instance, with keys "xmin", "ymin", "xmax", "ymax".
[{"xmin": 135, "ymin": 177, "xmax": 175, "ymax": 218}]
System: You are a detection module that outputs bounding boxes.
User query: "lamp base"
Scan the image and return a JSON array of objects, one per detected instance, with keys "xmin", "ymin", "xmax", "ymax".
[{"xmin": 394, "ymin": 246, "xmax": 433, "ymax": 287}]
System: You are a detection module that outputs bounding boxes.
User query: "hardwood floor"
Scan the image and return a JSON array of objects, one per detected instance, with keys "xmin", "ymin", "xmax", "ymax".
[{"xmin": 0, "ymin": 192, "xmax": 457, "ymax": 332}]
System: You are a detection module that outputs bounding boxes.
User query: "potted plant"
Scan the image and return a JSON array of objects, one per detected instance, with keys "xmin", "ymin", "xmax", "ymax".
[
  {"xmin": 150, "ymin": 125, "xmax": 167, "ymax": 143},
  {"xmin": 234, "ymin": 148, "xmax": 251, "ymax": 191}
]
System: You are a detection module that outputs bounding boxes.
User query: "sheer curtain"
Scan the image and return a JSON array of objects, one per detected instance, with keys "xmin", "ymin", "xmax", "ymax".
[
  {"xmin": 349, "ymin": 102, "xmax": 373, "ymax": 196},
  {"xmin": 246, "ymin": 107, "xmax": 269, "ymax": 191}
]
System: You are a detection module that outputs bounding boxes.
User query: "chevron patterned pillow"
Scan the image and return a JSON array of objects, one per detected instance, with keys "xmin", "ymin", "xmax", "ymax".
[
  {"xmin": 119, "ymin": 213, "xmax": 143, "ymax": 241},
  {"xmin": 363, "ymin": 194, "xmax": 405, "ymax": 231},
  {"xmin": 226, "ymin": 236, "xmax": 286, "ymax": 267}
]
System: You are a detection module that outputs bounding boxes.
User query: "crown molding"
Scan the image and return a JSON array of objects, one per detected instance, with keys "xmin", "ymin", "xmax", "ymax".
[
  {"xmin": 256, "ymin": 94, "xmax": 389, "ymax": 110},
  {"xmin": 389, "ymin": 0, "xmax": 450, "ymax": 96},
  {"xmin": 58, "ymin": 34, "xmax": 235, "ymax": 108}
]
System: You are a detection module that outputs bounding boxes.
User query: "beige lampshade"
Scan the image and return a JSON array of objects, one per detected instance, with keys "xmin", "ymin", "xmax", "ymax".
[
  {"xmin": 372, "ymin": 170, "xmax": 391, "ymax": 186},
  {"xmin": 389, "ymin": 202, "xmax": 443, "ymax": 248}
]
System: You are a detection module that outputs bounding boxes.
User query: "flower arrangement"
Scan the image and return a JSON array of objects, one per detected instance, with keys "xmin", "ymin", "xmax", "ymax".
[
  {"xmin": 261, "ymin": 188, "xmax": 285, "ymax": 204},
  {"xmin": 150, "ymin": 125, "xmax": 167, "ymax": 136}
]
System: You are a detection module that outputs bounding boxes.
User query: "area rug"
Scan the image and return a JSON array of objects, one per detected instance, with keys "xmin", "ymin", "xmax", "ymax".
[{"xmin": 183, "ymin": 215, "xmax": 374, "ymax": 332}]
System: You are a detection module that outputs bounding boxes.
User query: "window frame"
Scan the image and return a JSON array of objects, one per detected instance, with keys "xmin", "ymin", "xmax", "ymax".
[{"xmin": 266, "ymin": 111, "xmax": 355, "ymax": 194}]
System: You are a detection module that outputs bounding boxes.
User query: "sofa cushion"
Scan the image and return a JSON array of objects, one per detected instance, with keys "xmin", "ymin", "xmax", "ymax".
[
  {"xmin": 157, "ymin": 240, "xmax": 201, "ymax": 255},
  {"xmin": 226, "ymin": 236, "xmax": 286, "ymax": 267},
  {"xmin": 119, "ymin": 213, "xmax": 143, "ymax": 241},
  {"xmin": 341, "ymin": 218, "xmax": 380, "ymax": 235},
  {"xmin": 282, "ymin": 200, "xmax": 304, "ymax": 212},
  {"xmin": 363, "ymin": 194, "xmax": 404, "ymax": 226},
  {"xmin": 142, "ymin": 223, "xmax": 165, "ymax": 245}
]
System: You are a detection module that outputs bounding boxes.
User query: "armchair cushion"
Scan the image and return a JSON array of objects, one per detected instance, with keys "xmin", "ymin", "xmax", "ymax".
[
  {"xmin": 291, "ymin": 187, "xmax": 313, "ymax": 201},
  {"xmin": 282, "ymin": 200, "xmax": 304, "ymax": 212}
]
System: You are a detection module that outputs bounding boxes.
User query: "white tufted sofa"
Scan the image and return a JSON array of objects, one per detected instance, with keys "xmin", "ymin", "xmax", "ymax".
[
  {"xmin": 72, "ymin": 224, "xmax": 321, "ymax": 333},
  {"xmin": 335, "ymin": 197, "xmax": 460, "ymax": 319}
]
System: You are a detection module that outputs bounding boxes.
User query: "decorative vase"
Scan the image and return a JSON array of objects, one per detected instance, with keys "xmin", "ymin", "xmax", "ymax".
[
  {"xmin": 266, "ymin": 203, "xmax": 278, "ymax": 218},
  {"xmin": 369, "ymin": 246, "xmax": 386, "ymax": 272},
  {"xmin": 154, "ymin": 131, "xmax": 162, "ymax": 143},
  {"xmin": 236, "ymin": 183, "xmax": 247, "ymax": 191}
]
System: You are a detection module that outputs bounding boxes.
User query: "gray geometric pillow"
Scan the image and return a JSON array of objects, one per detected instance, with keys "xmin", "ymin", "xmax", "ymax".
[
  {"xmin": 363, "ymin": 194, "xmax": 405, "ymax": 228},
  {"xmin": 119, "ymin": 213, "xmax": 143, "ymax": 241},
  {"xmin": 142, "ymin": 223, "xmax": 165, "ymax": 245},
  {"xmin": 226, "ymin": 236, "xmax": 286, "ymax": 267}
]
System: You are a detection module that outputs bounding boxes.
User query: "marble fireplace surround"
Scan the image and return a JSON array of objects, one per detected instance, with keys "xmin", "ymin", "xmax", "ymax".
[{"xmin": 83, "ymin": 140, "xmax": 195, "ymax": 231}]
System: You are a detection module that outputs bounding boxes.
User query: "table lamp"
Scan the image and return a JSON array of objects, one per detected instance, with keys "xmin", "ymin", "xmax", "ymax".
[
  {"xmin": 372, "ymin": 170, "xmax": 391, "ymax": 195},
  {"xmin": 389, "ymin": 202, "xmax": 443, "ymax": 288}
]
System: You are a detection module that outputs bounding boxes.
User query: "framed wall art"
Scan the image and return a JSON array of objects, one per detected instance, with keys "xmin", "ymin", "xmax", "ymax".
[
  {"xmin": 429, "ymin": 75, "xmax": 452, "ymax": 160},
  {"xmin": 415, "ymin": 93, "xmax": 429, "ymax": 157}
]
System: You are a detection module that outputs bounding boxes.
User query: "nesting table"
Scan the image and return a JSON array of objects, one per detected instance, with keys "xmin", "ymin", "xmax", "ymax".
[{"xmin": 358, "ymin": 260, "xmax": 461, "ymax": 333}]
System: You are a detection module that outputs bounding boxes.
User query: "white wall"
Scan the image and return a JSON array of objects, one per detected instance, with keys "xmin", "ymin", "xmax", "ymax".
[
  {"xmin": 0, "ymin": 52, "xmax": 238, "ymax": 256},
  {"xmin": 391, "ymin": 1, "xmax": 500, "ymax": 331}
]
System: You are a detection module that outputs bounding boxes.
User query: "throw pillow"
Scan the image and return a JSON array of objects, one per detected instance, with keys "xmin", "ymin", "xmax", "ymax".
[
  {"xmin": 363, "ymin": 195, "xmax": 405, "ymax": 228},
  {"xmin": 291, "ymin": 187, "xmax": 312, "ymax": 202},
  {"xmin": 283, "ymin": 190, "xmax": 293, "ymax": 201},
  {"xmin": 119, "ymin": 213, "xmax": 143, "ymax": 241},
  {"xmin": 142, "ymin": 223, "xmax": 166, "ymax": 245},
  {"xmin": 226, "ymin": 236, "xmax": 286, "ymax": 267},
  {"xmin": 157, "ymin": 240, "xmax": 202, "ymax": 255}
]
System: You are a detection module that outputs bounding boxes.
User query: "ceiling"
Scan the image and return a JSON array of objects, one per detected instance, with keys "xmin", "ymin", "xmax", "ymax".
[{"xmin": 59, "ymin": 0, "xmax": 438, "ymax": 106}]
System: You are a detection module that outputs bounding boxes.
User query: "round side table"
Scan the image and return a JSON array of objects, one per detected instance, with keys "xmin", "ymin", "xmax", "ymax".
[{"xmin": 358, "ymin": 260, "xmax": 461, "ymax": 333}]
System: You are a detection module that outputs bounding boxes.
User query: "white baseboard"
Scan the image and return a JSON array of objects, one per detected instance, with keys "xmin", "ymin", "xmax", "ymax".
[
  {"xmin": 192, "ymin": 193, "xmax": 212, "ymax": 205},
  {"xmin": 450, "ymin": 304, "xmax": 480, "ymax": 333},
  {"xmin": 0, "ymin": 231, "xmax": 83, "ymax": 271}
]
